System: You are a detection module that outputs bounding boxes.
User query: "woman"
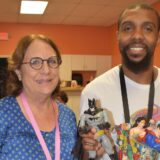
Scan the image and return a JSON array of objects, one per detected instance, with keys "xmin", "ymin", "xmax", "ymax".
[{"xmin": 0, "ymin": 34, "xmax": 77, "ymax": 160}]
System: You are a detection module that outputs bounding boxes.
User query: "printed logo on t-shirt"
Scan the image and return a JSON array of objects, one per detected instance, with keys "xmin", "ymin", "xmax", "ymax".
[{"xmin": 130, "ymin": 104, "xmax": 160, "ymax": 125}]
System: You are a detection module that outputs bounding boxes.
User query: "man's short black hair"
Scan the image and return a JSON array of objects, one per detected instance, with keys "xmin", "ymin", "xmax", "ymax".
[{"xmin": 117, "ymin": 3, "xmax": 160, "ymax": 31}]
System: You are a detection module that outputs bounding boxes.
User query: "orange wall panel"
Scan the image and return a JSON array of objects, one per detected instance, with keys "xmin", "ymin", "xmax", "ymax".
[
  {"xmin": 0, "ymin": 23, "xmax": 111, "ymax": 56},
  {"xmin": 1, "ymin": 1, "xmax": 160, "ymax": 68}
]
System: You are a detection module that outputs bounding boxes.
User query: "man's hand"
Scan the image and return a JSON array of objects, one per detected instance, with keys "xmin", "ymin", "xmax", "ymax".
[{"xmin": 80, "ymin": 127, "xmax": 105, "ymax": 159}]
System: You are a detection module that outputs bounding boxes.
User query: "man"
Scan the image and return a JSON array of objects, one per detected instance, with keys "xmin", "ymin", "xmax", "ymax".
[{"xmin": 80, "ymin": 3, "xmax": 160, "ymax": 159}]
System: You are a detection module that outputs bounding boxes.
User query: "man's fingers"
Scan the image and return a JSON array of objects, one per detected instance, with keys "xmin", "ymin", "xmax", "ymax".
[
  {"xmin": 96, "ymin": 145, "xmax": 105, "ymax": 158},
  {"xmin": 80, "ymin": 131, "xmax": 95, "ymax": 138},
  {"xmin": 82, "ymin": 137, "xmax": 98, "ymax": 151}
]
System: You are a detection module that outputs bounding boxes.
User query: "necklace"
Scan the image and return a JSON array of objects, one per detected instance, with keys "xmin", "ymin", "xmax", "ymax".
[
  {"xmin": 119, "ymin": 66, "xmax": 155, "ymax": 123},
  {"xmin": 20, "ymin": 92, "xmax": 60, "ymax": 160}
]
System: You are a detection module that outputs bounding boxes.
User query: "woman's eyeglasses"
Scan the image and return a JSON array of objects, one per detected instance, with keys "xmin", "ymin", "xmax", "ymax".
[{"xmin": 22, "ymin": 56, "xmax": 62, "ymax": 70}]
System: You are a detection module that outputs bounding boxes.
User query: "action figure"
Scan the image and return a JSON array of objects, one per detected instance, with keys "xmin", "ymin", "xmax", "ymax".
[
  {"xmin": 113, "ymin": 123, "xmax": 136, "ymax": 160},
  {"xmin": 130, "ymin": 117, "xmax": 147, "ymax": 142},
  {"xmin": 79, "ymin": 98, "xmax": 115, "ymax": 160},
  {"xmin": 146, "ymin": 121, "xmax": 160, "ymax": 152},
  {"xmin": 147, "ymin": 119, "xmax": 156, "ymax": 131},
  {"xmin": 129, "ymin": 117, "xmax": 147, "ymax": 160}
]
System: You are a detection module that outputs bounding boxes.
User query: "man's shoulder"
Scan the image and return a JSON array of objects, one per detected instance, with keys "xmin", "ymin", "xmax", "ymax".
[
  {"xmin": 154, "ymin": 66, "xmax": 160, "ymax": 86},
  {"xmin": 85, "ymin": 66, "xmax": 119, "ymax": 87},
  {"xmin": 154, "ymin": 66, "xmax": 160, "ymax": 72}
]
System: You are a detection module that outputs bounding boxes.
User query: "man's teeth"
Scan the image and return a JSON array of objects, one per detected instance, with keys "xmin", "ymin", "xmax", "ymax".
[{"xmin": 130, "ymin": 47, "xmax": 143, "ymax": 51}]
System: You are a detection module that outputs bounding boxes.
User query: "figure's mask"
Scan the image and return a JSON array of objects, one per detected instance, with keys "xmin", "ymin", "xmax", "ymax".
[{"xmin": 88, "ymin": 98, "xmax": 96, "ymax": 109}]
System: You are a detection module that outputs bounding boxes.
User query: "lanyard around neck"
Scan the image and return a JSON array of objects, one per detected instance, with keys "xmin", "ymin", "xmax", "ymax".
[
  {"xmin": 119, "ymin": 66, "xmax": 155, "ymax": 123},
  {"xmin": 20, "ymin": 92, "xmax": 60, "ymax": 160}
]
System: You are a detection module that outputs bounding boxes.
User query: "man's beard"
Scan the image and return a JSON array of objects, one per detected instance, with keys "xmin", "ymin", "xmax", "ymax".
[{"xmin": 120, "ymin": 44, "xmax": 154, "ymax": 74}]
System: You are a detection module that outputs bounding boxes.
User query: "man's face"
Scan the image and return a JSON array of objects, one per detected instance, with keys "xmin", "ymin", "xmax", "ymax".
[{"xmin": 118, "ymin": 8, "xmax": 159, "ymax": 73}]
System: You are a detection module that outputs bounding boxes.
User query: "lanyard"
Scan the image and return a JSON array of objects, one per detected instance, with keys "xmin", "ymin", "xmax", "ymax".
[
  {"xmin": 20, "ymin": 92, "xmax": 60, "ymax": 160},
  {"xmin": 119, "ymin": 66, "xmax": 155, "ymax": 123}
]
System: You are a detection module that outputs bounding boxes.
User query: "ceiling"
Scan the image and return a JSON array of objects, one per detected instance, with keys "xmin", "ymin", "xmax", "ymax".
[{"xmin": 0, "ymin": 0, "xmax": 159, "ymax": 27}]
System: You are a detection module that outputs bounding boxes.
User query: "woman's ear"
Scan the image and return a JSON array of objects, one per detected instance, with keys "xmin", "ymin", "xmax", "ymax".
[
  {"xmin": 15, "ymin": 69, "xmax": 22, "ymax": 81},
  {"xmin": 116, "ymin": 30, "xmax": 120, "ymax": 41},
  {"xmin": 157, "ymin": 32, "xmax": 160, "ymax": 45}
]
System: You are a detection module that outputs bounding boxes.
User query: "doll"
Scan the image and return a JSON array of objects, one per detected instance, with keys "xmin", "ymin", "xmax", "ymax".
[
  {"xmin": 112, "ymin": 117, "xmax": 159, "ymax": 160},
  {"xmin": 113, "ymin": 123, "xmax": 136, "ymax": 160},
  {"xmin": 79, "ymin": 98, "xmax": 115, "ymax": 160},
  {"xmin": 130, "ymin": 117, "xmax": 147, "ymax": 142},
  {"xmin": 129, "ymin": 117, "xmax": 159, "ymax": 160},
  {"xmin": 147, "ymin": 119, "xmax": 156, "ymax": 131},
  {"xmin": 145, "ymin": 121, "xmax": 160, "ymax": 152}
]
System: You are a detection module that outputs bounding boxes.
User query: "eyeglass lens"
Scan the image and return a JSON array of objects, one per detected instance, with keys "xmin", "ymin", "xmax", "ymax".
[{"xmin": 30, "ymin": 56, "xmax": 59, "ymax": 69}]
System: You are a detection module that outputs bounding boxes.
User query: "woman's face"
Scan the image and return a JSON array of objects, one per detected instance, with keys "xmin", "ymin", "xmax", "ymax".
[{"xmin": 16, "ymin": 39, "xmax": 60, "ymax": 97}]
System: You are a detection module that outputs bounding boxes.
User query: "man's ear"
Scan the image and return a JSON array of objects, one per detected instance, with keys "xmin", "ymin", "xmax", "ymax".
[{"xmin": 15, "ymin": 69, "xmax": 22, "ymax": 81}]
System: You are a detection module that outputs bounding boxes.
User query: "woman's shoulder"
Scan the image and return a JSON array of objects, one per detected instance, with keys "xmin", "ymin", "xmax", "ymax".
[
  {"xmin": 0, "ymin": 96, "xmax": 16, "ymax": 104},
  {"xmin": 57, "ymin": 102, "xmax": 77, "ymax": 123},
  {"xmin": 0, "ymin": 96, "xmax": 17, "ymax": 111},
  {"xmin": 58, "ymin": 102, "xmax": 75, "ymax": 116},
  {"xmin": 57, "ymin": 103, "xmax": 77, "ymax": 134},
  {"xmin": 0, "ymin": 96, "xmax": 19, "ymax": 128}
]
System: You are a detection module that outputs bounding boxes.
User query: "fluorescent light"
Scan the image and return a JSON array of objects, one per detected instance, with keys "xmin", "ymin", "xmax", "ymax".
[{"xmin": 20, "ymin": 1, "xmax": 48, "ymax": 14}]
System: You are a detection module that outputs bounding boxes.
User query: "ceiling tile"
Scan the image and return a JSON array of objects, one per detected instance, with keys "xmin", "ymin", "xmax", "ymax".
[
  {"xmin": 107, "ymin": 0, "xmax": 157, "ymax": 7},
  {"xmin": 44, "ymin": 3, "xmax": 77, "ymax": 15},
  {"xmin": 18, "ymin": 15, "xmax": 42, "ymax": 23},
  {"xmin": 51, "ymin": 0, "xmax": 81, "ymax": 4},
  {"xmin": 94, "ymin": 6, "xmax": 122, "ymax": 18},
  {"xmin": 0, "ymin": 14, "xmax": 18, "ymax": 23},
  {"xmin": 0, "ymin": 0, "xmax": 159, "ymax": 26},
  {"xmin": 70, "ymin": 4, "xmax": 104, "ymax": 17},
  {"xmin": 80, "ymin": 0, "xmax": 111, "ymax": 5},
  {"xmin": 62, "ymin": 16, "xmax": 88, "ymax": 25},
  {"xmin": 0, "ymin": 0, "xmax": 19, "ymax": 13},
  {"xmin": 41, "ymin": 14, "xmax": 66, "ymax": 24}
]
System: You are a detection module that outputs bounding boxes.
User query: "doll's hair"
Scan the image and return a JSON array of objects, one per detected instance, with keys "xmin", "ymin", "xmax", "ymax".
[
  {"xmin": 132, "ymin": 116, "xmax": 147, "ymax": 128},
  {"xmin": 156, "ymin": 121, "xmax": 160, "ymax": 129}
]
